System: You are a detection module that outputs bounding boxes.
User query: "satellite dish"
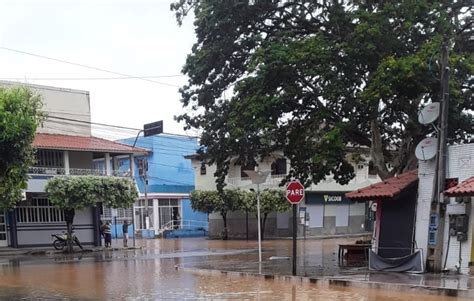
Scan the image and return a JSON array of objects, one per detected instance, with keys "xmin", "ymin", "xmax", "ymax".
[
  {"xmin": 418, "ymin": 103, "xmax": 440, "ymax": 125},
  {"xmin": 370, "ymin": 202, "xmax": 377, "ymax": 212},
  {"xmin": 415, "ymin": 137, "xmax": 438, "ymax": 161}
]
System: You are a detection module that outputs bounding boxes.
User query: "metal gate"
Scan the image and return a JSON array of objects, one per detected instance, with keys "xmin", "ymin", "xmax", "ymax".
[{"xmin": 0, "ymin": 212, "xmax": 8, "ymax": 247}]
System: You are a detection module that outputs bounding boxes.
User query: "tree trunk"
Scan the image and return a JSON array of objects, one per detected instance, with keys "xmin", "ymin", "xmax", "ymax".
[
  {"xmin": 370, "ymin": 120, "xmax": 391, "ymax": 180},
  {"xmin": 221, "ymin": 212, "xmax": 228, "ymax": 240},
  {"xmin": 64, "ymin": 209, "xmax": 75, "ymax": 253}
]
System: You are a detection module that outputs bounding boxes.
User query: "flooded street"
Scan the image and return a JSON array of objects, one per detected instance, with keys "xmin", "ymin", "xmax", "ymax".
[{"xmin": 0, "ymin": 238, "xmax": 470, "ymax": 300}]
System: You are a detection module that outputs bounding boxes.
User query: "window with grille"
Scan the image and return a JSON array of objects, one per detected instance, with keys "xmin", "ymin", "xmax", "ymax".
[
  {"xmin": 271, "ymin": 158, "xmax": 287, "ymax": 175},
  {"xmin": 34, "ymin": 150, "xmax": 64, "ymax": 167},
  {"xmin": 16, "ymin": 198, "xmax": 64, "ymax": 223}
]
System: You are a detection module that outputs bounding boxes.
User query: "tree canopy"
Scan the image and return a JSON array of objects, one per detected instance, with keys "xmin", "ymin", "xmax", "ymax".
[
  {"xmin": 46, "ymin": 176, "xmax": 138, "ymax": 252},
  {"xmin": 172, "ymin": 0, "xmax": 473, "ymax": 189},
  {"xmin": 0, "ymin": 87, "xmax": 44, "ymax": 209},
  {"xmin": 190, "ymin": 189, "xmax": 289, "ymax": 239},
  {"xmin": 45, "ymin": 176, "xmax": 138, "ymax": 210}
]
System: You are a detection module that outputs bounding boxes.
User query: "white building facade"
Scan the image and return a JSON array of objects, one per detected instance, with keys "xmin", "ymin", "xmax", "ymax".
[
  {"xmin": 188, "ymin": 151, "xmax": 381, "ymax": 239},
  {"xmin": 415, "ymin": 143, "xmax": 474, "ymax": 274}
]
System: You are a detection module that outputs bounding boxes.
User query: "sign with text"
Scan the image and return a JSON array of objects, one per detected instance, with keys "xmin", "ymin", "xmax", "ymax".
[
  {"xmin": 286, "ymin": 181, "xmax": 305, "ymax": 204},
  {"xmin": 305, "ymin": 192, "xmax": 351, "ymax": 205},
  {"xmin": 144, "ymin": 120, "xmax": 163, "ymax": 137}
]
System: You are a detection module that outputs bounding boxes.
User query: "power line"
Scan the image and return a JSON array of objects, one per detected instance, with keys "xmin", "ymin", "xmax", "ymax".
[
  {"xmin": 42, "ymin": 121, "xmax": 197, "ymax": 153},
  {"xmin": 46, "ymin": 115, "xmax": 200, "ymax": 139},
  {"xmin": 0, "ymin": 75, "xmax": 185, "ymax": 81},
  {"xmin": 0, "ymin": 46, "xmax": 181, "ymax": 88},
  {"xmin": 134, "ymin": 175, "xmax": 193, "ymax": 186}
]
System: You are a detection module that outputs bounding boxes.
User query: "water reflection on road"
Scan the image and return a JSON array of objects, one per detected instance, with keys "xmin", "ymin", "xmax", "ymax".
[{"xmin": 0, "ymin": 238, "xmax": 468, "ymax": 300}]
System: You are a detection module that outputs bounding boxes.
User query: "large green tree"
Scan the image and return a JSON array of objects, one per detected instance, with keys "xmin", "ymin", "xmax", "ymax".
[
  {"xmin": 190, "ymin": 189, "xmax": 243, "ymax": 239},
  {"xmin": 45, "ymin": 176, "xmax": 138, "ymax": 252},
  {"xmin": 172, "ymin": 0, "xmax": 473, "ymax": 189},
  {"xmin": 190, "ymin": 189, "xmax": 289, "ymax": 240},
  {"xmin": 0, "ymin": 87, "xmax": 43, "ymax": 208}
]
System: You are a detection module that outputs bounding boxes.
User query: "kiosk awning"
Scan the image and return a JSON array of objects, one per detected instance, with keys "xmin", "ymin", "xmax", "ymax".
[
  {"xmin": 345, "ymin": 170, "xmax": 418, "ymax": 201},
  {"xmin": 444, "ymin": 176, "xmax": 474, "ymax": 197}
]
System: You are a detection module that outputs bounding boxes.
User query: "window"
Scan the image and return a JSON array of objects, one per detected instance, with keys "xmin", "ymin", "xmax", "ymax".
[
  {"xmin": 34, "ymin": 150, "xmax": 64, "ymax": 168},
  {"xmin": 368, "ymin": 161, "xmax": 378, "ymax": 176},
  {"xmin": 200, "ymin": 162, "xmax": 206, "ymax": 175},
  {"xmin": 271, "ymin": 158, "xmax": 287, "ymax": 175},
  {"xmin": 16, "ymin": 197, "xmax": 64, "ymax": 223},
  {"xmin": 240, "ymin": 161, "xmax": 256, "ymax": 178}
]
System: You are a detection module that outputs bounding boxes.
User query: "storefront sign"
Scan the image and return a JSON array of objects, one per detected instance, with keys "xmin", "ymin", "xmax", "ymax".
[{"xmin": 305, "ymin": 192, "xmax": 351, "ymax": 205}]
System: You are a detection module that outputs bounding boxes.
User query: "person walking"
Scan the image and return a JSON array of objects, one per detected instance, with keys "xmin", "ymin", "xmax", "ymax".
[
  {"xmin": 122, "ymin": 220, "xmax": 131, "ymax": 248},
  {"xmin": 102, "ymin": 221, "xmax": 112, "ymax": 248}
]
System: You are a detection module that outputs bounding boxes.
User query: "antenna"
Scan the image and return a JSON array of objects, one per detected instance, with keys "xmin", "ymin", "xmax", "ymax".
[
  {"xmin": 415, "ymin": 137, "xmax": 438, "ymax": 161},
  {"xmin": 418, "ymin": 102, "xmax": 440, "ymax": 125}
]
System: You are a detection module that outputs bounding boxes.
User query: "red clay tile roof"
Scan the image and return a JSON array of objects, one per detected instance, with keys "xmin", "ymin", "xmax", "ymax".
[
  {"xmin": 346, "ymin": 169, "xmax": 418, "ymax": 201},
  {"xmin": 33, "ymin": 133, "xmax": 148, "ymax": 154},
  {"xmin": 444, "ymin": 176, "xmax": 474, "ymax": 197}
]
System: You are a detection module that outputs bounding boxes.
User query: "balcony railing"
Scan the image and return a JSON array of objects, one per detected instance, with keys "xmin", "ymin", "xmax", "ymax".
[
  {"xmin": 227, "ymin": 174, "xmax": 287, "ymax": 188},
  {"xmin": 28, "ymin": 167, "xmax": 129, "ymax": 177}
]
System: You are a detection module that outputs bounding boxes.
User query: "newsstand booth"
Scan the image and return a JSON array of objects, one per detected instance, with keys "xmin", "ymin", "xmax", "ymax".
[{"xmin": 346, "ymin": 170, "xmax": 423, "ymax": 272}]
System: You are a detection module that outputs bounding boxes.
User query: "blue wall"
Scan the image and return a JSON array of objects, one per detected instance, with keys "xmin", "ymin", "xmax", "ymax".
[
  {"xmin": 119, "ymin": 135, "xmax": 196, "ymax": 193},
  {"xmin": 118, "ymin": 135, "xmax": 207, "ymax": 224}
]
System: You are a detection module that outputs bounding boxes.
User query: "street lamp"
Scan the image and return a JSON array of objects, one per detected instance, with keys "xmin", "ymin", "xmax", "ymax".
[{"xmin": 243, "ymin": 170, "xmax": 270, "ymax": 266}]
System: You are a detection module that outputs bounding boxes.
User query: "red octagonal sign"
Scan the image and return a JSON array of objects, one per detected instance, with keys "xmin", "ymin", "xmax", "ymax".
[{"xmin": 286, "ymin": 181, "xmax": 305, "ymax": 204}]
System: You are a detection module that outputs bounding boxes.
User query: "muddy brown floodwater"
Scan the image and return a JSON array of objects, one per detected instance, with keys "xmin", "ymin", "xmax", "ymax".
[{"xmin": 0, "ymin": 238, "xmax": 469, "ymax": 300}]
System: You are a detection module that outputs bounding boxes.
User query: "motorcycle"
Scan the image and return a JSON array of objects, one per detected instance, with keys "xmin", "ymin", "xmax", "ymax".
[{"xmin": 51, "ymin": 231, "xmax": 83, "ymax": 250}]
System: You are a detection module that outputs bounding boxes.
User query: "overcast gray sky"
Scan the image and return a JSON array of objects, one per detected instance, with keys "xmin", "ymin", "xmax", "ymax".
[{"xmin": 0, "ymin": 0, "xmax": 196, "ymax": 139}]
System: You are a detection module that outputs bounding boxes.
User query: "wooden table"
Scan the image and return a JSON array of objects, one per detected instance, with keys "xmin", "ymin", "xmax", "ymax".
[{"xmin": 338, "ymin": 244, "xmax": 371, "ymax": 267}]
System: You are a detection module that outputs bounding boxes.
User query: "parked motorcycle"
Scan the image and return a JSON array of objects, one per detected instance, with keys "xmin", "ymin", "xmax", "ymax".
[{"xmin": 51, "ymin": 231, "xmax": 83, "ymax": 250}]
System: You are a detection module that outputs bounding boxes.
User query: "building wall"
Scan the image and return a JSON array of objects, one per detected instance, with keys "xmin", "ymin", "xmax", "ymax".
[
  {"xmin": 16, "ymin": 208, "xmax": 94, "ymax": 247},
  {"xmin": 415, "ymin": 143, "xmax": 474, "ymax": 274},
  {"xmin": 191, "ymin": 152, "xmax": 377, "ymax": 239},
  {"xmin": 118, "ymin": 135, "xmax": 208, "ymax": 231},
  {"xmin": 0, "ymin": 81, "xmax": 91, "ymax": 136},
  {"xmin": 120, "ymin": 135, "xmax": 197, "ymax": 193}
]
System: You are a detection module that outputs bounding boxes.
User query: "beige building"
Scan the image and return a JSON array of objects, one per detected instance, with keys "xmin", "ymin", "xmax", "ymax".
[
  {"xmin": 187, "ymin": 151, "xmax": 381, "ymax": 239},
  {"xmin": 0, "ymin": 82, "xmax": 146, "ymax": 248}
]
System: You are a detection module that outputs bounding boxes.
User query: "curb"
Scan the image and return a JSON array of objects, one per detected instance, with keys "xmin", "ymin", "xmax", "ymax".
[{"xmin": 181, "ymin": 267, "xmax": 474, "ymax": 298}]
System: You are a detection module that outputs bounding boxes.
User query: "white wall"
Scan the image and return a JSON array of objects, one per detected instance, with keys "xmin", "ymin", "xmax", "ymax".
[
  {"xmin": 190, "ymin": 160, "xmax": 217, "ymax": 190},
  {"xmin": 0, "ymin": 81, "xmax": 91, "ymax": 136},
  {"xmin": 190, "ymin": 152, "xmax": 380, "ymax": 192},
  {"xmin": 415, "ymin": 143, "xmax": 474, "ymax": 274}
]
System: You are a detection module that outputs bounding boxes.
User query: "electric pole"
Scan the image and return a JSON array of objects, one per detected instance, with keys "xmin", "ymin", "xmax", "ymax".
[
  {"xmin": 139, "ymin": 159, "xmax": 150, "ymax": 229},
  {"xmin": 430, "ymin": 37, "xmax": 450, "ymax": 272}
]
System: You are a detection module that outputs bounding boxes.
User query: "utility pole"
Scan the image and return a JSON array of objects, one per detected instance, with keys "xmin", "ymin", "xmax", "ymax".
[
  {"xmin": 430, "ymin": 37, "xmax": 450, "ymax": 272},
  {"xmin": 139, "ymin": 159, "xmax": 150, "ymax": 230}
]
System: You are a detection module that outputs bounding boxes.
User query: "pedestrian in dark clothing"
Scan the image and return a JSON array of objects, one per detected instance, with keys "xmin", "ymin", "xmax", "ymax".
[
  {"xmin": 101, "ymin": 222, "xmax": 112, "ymax": 247},
  {"xmin": 122, "ymin": 220, "xmax": 130, "ymax": 248}
]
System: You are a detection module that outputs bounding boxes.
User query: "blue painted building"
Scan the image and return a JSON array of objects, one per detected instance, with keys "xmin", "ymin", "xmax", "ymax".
[{"xmin": 109, "ymin": 134, "xmax": 208, "ymax": 238}]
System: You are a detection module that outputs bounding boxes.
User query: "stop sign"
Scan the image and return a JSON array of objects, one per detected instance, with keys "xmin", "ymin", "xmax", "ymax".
[{"xmin": 286, "ymin": 181, "xmax": 305, "ymax": 204}]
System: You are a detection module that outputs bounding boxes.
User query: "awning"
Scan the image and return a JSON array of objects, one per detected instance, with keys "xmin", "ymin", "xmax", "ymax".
[
  {"xmin": 345, "ymin": 169, "xmax": 418, "ymax": 201},
  {"xmin": 444, "ymin": 176, "xmax": 474, "ymax": 197}
]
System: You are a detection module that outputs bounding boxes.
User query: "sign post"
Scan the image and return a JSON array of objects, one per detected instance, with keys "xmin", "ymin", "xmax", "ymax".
[{"xmin": 286, "ymin": 181, "xmax": 305, "ymax": 276}]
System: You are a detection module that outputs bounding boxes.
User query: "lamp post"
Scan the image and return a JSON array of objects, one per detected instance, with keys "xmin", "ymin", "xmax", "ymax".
[{"xmin": 244, "ymin": 170, "xmax": 270, "ymax": 267}]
